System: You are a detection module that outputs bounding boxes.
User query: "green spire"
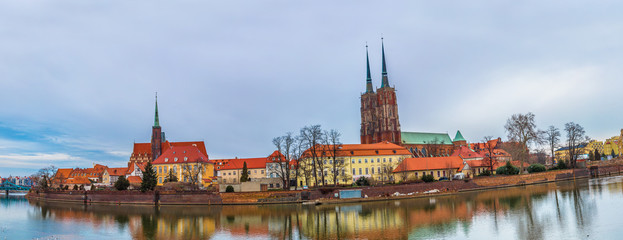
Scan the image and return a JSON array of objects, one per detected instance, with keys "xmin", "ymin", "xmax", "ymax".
[
  {"xmin": 154, "ymin": 93, "xmax": 160, "ymax": 127},
  {"xmin": 365, "ymin": 44, "xmax": 374, "ymax": 93},
  {"xmin": 381, "ymin": 38, "xmax": 389, "ymax": 88},
  {"xmin": 453, "ymin": 130, "xmax": 466, "ymax": 142}
]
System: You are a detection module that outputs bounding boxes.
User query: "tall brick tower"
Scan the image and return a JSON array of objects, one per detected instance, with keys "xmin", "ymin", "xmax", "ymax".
[
  {"xmin": 151, "ymin": 94, "xmax": 163, "ymax": 161},
  {"xmin": 360, "ymin": 39, "xmax": 401, "ymax": 145},
  {"xmin": 360, "ymin": 45, "xmax": 378, "ymax": 144}
]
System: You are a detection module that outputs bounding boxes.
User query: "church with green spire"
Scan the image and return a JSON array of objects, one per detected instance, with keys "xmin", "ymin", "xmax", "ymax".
[{"xmin": 360, "ymin": 39, "xmax": 402, "ymax": 145}]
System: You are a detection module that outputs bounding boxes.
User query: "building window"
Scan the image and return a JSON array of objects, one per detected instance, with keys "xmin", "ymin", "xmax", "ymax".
[
  {"xmin": 358, "ymin": 159, "xmax": 361, "ymax": 163},
  {"xmin": 383, "ymin": 158, "xmax": 386, "ymax": 163},
  {"xmin": 233, "ymin": 172, "xmax": 236, "ymax": 175},
  {"xmin": 364, "ymin": 159, "xmax": 368, "ymax": 163},
  {"xmin": 174, "ymin": 157, "xmax": 178, "ymax": 162},
  {"xmin": 164, "ymin": 158, "xmax": 168, "ymax": 162},
  {"xmin": 352, "ymin": 160, "xmax": 355, "ymax": 164},
  {"xmin": 371, "ymin": 168, "xmax": 375, "ymax": 174},
  {"xmin": 164, "ymin": 166, "xmax": 168, "ymax": 172},
  {"xmin": 184, "ymin": 157, "xmax": 188, "ymax": 161},
  {"xmin": 437, "ymin": 171, "xmax": 440, "ymax": 177},
  {"xmin": 365, "ymin": 168, "xmax": 369, "ymax": 174},
  {"xmin": 359, "ymin": 168, "xmax": 362, "ymax": 175},
  {"xmin": 389, "ymin": 158, "xmax": 392, "ymax": 163},
  {"xmin": 158, "ymin": 177, "xmax": 162, "ymax": 184},
  {"xmin": 377, "ymin": 158, "xmax": 380, "ymax": 163},
  {"xmin": 254, "ymin": 170, "xmax": 257, "ymax": 174},
  {"xmin": 415, "ymin": 172, "xmax": 418, "ymax": 178},
  {"xmin": 159, "ymin": 167, "xmax": 162, "ymax": 173},
  {"xmin": 352, "ymin": 169, "xmax": 356, "ymax": 175},
  {"xmin": 261, "ymin": 170, "xmax": 265, "ymax": 174}
]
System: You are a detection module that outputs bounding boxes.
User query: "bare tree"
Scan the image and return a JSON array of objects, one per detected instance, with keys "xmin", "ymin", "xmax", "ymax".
[
  {"xmin": 290, "ymin": 136, "xmax": 304, "ymax": 190},
  {"xmin": 396, "ymin": 158, "xmax": 410, "ymax": 182},
  {"xmin": 564, "ymin": 122, "xmax": 586, "ymax": 168},
  {"xmin": 504, "ymin": 112, "xmax": 544, "ymax": 174},
  {"xmin": 181, "ymin": 160, "xmax": 204, "ymax": 189},
  {"xmin": 323, "ymin": 129, "xmax": 344, "ymax": 186},
  {"xmin": 272, "ymin": 132, "xmax": 295, "ymax": 190},
  {"xmin": 300, "ymin": 125, "xmax": 325, "ymax": 186},
  {"xmin": 482, "ymin": 136, "xmax": 496, "ymax": 172},
  {"xmin": 545, "ymin": 125, "xmax": 561, "ymax": 166},
  {"xmin": 35, "ymin": 165, "xmax": 57, "ymax": 189}
]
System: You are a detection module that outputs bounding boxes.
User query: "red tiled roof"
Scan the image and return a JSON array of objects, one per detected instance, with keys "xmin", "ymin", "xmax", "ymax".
[
  {"xmin": 217, "ymin": 157, "xmax": 267, "ymax": 170},
  {"xmin": 393, "ymin": 156, "xmax": 464, "ymax": 173},
  {"xmin": 267, "ymin": 150, "xmax": 287, "ymax": 163},
  {"xmin": 131, "ymin": 141, "xmax": 208, "ymax": 159},
  {"xmin": 304, "ymin": 141, "xmax": 411, "ymax": 158},
  {"xmin": 66, "ymin": 177, "xmax": 91, "ymax": 185},
  {"xmin": 451, "ymin": 146, "xmax": 485, "ymax": 159},
  {"xmin": 152, "ymin": 145, "xmax": 211, "ymax": 165},
  {"xmin": 107, "ymin": 167, "xmax": 128, "ymax": 176},
  {"xmin": 54, "ymin": 168, "xmax": 74, "ymax": 180},
  {"xmin": 127, "ymin": 176, "xmax": 142, "ymax": 184}
]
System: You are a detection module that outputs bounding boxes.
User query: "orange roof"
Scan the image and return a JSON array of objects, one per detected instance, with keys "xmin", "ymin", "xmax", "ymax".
[
  {"xmin": 393, "ymin": 156, "xmax": 464, "ymax": 173},
  {"xmin": 217, "ymin": 157, "xmax": 267, "ymax": 170},
  {"xmin": 304, "ymin": 141, "xmax": 411, "ymax": 158},
  {"xmin": 127, "ymin": 176, "xmax": 142, "ymax": 184},
  {"xmin": 451, "ymin": 146, "xmax": 484, "ymax": 159},
  {"xmin": 107, "ymin": 167, "xmax": 128, "ymax": 176},
  {"xmin": 131, "ymin": 141, "xmax": 208, "ymax": 159},
  {"xmin": 126, "ymin": 162, "xmax": 148, "ymax": 174},
  {"xmin": 267, "ymin": 150, "xmax": 288, "ymax": 163},
  {"xmin": 66, "ymin": 177, "xmax": 91, "ymax": 185},
  {"xmin": 54, "ymin": 168, "xmax": 74, "ymax": 180},
  {"xmin": 152, "ymin": 145, "xmax": 211, "ymax": 165}
]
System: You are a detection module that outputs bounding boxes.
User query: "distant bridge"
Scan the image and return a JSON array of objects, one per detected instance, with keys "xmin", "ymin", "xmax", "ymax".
[{"xmin": 0, "ymin": 181, "xmax": 31, "ymax": 195}]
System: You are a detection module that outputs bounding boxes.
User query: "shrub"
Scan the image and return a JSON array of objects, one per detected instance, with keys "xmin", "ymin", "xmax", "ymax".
[
  {"xmin": 478, "ymin": 170, "xmax": 492, "ymax": 176},
  {"xmin": 550, "ymin": 161, "xmax": 568, "ymax": 170},
  {"xmin": 225, "ymin": 185, "xmax": 234, "ymax": 192},
  {"xmin": 114, "ymin": 176, "xmax": 130, "ymax": 191},
  {"xmin": 63, "ymin": 185, "xmax": 69, "ymax": 190},
  {"xmin": 527, "ymin": 163, "xmax": 546, "ymax": 173},
  {"xmin": 356, "ymin": 177, "xmax": 370, "ymax": 186},
  {"xmin": 421, "ymin": 174, "xmax": 435, "ymax": 183},
  {"xmin": 319, "ymin": 187, "xmax": 336, "ymax": 194},
  {"xmin": 72, "ymin": 185, "xmax": 78, "ymax": 190},
  {"xmin": 496, "ymin": 162, "xmax": 519, "ymax": 175}
]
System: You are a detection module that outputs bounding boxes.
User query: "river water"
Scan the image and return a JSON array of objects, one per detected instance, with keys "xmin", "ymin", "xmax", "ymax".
[{"xmin": 2, "ymin": 176, "xmax": 623, "ymax": 240}]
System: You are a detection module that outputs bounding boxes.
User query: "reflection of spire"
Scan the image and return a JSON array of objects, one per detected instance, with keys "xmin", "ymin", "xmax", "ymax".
[
  {"xmin": 365, "ymin": 44, "xmax": 374, "ymax": 93},
  {"xmin": 154, "ymin": 93, "xmax": 160, "ymax": 127},
  {"xmin": 381, "ymin": 38, "xmax": 389, "ymax": 88}
]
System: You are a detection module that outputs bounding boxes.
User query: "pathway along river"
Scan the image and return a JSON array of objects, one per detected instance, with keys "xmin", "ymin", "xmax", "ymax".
[{"xmin": 3, "ymin": 175, "xmax": 623, "ymax": 239}]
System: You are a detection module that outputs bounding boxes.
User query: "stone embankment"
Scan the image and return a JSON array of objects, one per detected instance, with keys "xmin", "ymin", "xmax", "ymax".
[{"xmin": 28, "ymin": 162, "xmax": 623, "ymax": 206}]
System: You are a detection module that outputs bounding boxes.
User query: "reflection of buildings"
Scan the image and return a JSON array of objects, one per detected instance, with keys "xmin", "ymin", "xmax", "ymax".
[{"xmin": 25, "ymin": 179, "xmax": 600, "ymax": 239}]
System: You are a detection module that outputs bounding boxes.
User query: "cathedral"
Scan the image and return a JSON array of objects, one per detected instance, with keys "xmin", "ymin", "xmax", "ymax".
[
  {"xmin": 360, "ymin": 40, "xmax": 401, "ymax": 145},
  {"xmin": 360, "ymin": 41, "xmax": 462, "ymax": 157}
]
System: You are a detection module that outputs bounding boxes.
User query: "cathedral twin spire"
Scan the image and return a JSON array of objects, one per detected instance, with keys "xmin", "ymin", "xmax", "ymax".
[{"xmin": 365, "ymin": 38, "xmax": 390, "ymax": 93}]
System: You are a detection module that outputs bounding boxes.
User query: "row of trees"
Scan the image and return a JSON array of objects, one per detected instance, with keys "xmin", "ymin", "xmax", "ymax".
[
  {"xmin": 504, "ymin": 112, "xmax": 593, "ymax": 172},
  {"xmin": 270, "ymin": 125, "xmax": 353, "ymax": 189}
]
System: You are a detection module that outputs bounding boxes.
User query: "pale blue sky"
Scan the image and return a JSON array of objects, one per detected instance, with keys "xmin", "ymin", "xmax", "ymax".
[{"xmin": 1, "ymin": 1, "xmax": 622, "ymax": 176}]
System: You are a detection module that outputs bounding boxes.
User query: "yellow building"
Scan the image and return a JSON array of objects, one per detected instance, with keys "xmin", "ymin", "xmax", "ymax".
[
  {"xmin": 296, "ymin": 142, "xmax": 412, "ymax": 187},
  {"xmin": 586, "ymin": 140, "xmax": 604, "ymax": 155},
  {"xmin": 604, "ymin": 136, "xmax": 620, "ymax": 157},
  {"xmin": 152, "ymin": 145, "xmax": 214, "ymax": 188}
]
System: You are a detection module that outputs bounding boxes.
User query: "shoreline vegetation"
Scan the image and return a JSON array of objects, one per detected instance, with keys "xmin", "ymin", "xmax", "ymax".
[{"xmin": 26, "ymin": 161, "xmax": 623, "ymax": 206}]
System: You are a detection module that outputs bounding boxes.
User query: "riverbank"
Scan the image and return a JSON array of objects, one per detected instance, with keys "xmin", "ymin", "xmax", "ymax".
[{"xmin": 27, "ymin": 164, "xmax": 623, "ymax": 206}]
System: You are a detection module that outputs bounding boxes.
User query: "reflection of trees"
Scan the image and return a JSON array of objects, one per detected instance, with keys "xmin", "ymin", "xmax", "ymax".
[{"xmin": 19, "ymin": 176, "xmax": 615, "ymax": 239}]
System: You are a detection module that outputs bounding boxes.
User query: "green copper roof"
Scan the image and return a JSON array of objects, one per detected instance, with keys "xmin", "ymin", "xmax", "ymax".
[
  {"xmin": 154, "ymin": 94, "xmax": 160, "ymax": 127},
  {"xmin": 365, "ymin": 45, "xmax": 373, "ymax": 93},
  {"xmin": 380, "ymin": 38, "xmax": 389, "ymax": 88},
  {"xmin": 401, "ymin": 132, "xmax": 453, "ymax": 145},
  {"xmin": 453, "ymin": 130, "xmax": 466, "ymax": 142}
]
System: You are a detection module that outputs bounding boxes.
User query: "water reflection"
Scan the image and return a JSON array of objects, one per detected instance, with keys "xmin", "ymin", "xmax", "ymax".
[{"xmin": 3, "ymin": 176, "xmax": 623, "ymax": 239}]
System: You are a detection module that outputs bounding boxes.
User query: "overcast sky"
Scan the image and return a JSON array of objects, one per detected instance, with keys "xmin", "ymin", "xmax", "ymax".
[{"xmin": 1, "ymin": 1, "xmax": 622, "ymax": 176}]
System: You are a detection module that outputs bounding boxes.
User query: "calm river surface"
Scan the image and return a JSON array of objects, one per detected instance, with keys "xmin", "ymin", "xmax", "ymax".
[{"xmin": 3, "ymin": 176, "xmax": 623, "ymax": 240}]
